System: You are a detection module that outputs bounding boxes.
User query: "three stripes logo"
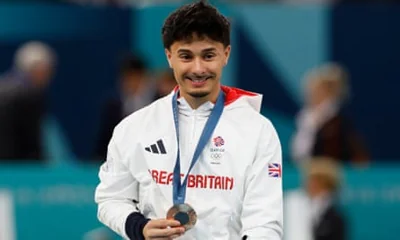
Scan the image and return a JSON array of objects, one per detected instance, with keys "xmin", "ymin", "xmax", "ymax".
[{"xmin": 145, "ymin": 139, "xmax": 167, "ymax": 154}]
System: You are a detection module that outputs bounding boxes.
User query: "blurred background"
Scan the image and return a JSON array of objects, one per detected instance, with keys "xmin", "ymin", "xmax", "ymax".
[{"xmin": 0, "ymin": 0, "xmax": 399, "ymax": 239}]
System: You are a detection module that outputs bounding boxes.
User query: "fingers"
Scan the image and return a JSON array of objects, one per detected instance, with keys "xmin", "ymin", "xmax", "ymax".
[
  {"xmin": 169, "ymin": 233, "xmax": 184, "ymax": 239},
  {"xmin": 148, "ymin": 219, "xmax": 181, "ymax": 228},
  {"xmin": 152, "ymin": 233, "xmax": 183, "ymax": 240},
  {"xmin": 143, "ymin": 219, "xmax": 185, "ymax": 239},
  {"xmin": 150, "ymin": 232, "xmax": 183, "ymax": 240},
  {"xmin": 148, "ymin": 226, "xmax": 185, "ymax": 238}
]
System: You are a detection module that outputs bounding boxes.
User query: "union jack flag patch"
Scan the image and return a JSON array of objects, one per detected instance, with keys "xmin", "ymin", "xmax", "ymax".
[{"xmin": 268, "ymin": 163, "xmax": 282, "ymax": 178}]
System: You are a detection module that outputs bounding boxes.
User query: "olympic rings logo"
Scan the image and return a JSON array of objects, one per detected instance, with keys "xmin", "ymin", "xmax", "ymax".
[{"xmin": 210, "ymin": 153, "xmax": 222, "ymax": 159}]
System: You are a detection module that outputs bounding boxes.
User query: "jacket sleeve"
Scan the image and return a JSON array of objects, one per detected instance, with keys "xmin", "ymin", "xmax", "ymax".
[
  {"xmin": 94, "ymin": 128, "xmax": 140, "ymax": 240},
  {"xmin": 241, "ymin": 119, "xmax": 283, "ymax": 239}
]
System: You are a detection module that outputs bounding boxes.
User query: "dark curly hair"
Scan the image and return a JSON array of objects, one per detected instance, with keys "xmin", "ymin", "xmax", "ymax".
[{"xmin": 161, "ymin": 0, "xmax": 231, "ymax": 50}]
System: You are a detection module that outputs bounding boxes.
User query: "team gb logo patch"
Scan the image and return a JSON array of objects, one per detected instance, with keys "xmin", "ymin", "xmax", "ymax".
[
  {"xmin": 213, "ymin": 136, "xmax": 225, "ymax": 147},
  {"xmin": 210, "ymin": 136, "xmax": 225, "ymax": 164}
]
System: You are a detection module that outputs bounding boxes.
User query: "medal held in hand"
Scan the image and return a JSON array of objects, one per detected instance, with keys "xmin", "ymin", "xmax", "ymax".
[
  {"xmin": 168, "ymin": 90, "xmax": 224, "ymax": 230},
  {"xmin": 166, "ymin": 203, "xmax": 197, "ymax": 230}
]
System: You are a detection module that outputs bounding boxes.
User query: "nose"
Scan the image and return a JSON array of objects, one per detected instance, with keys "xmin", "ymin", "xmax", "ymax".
[{"xmin": 192, "ymin": 58, "xmax": 206, "ymax": 75}]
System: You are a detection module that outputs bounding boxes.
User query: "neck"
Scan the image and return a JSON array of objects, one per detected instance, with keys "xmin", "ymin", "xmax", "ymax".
[{"xmin": 180, "ymin": 87, "xmax": 220, "ymax": 110}]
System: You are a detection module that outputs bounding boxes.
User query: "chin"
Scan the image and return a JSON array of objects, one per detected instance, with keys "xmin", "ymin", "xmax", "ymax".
[{"xmin": 188, "ymin": 90, "xmax": 210, "ymax": 98}]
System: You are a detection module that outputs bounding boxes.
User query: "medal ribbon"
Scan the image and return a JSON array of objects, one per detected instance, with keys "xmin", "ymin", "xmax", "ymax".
[{"xmin": 172, "ymin": 89, "xmax": 224, "ymax": 205}]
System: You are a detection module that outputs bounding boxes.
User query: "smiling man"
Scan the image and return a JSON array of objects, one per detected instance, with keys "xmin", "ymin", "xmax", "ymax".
[
  {"xmin": 165, "ymin": 34, "xmax": 228, "ymax": 108},
  {"xmin": 95, "ymin": 1, "xmax": 283, "ymax": 240}
]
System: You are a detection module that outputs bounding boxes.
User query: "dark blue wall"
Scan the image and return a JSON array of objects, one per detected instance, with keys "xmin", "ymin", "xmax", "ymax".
[{"xmin": 331, "ymin": 5, "xmax": 400, "ymax": 159}]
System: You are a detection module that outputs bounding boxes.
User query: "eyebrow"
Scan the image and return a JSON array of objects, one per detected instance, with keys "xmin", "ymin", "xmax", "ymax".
[
  {"xmin": 202, "ymin": 47, "xmax": 217, "ymax": 53},
  {"xmin": 177, "ymin": 47, "xmax": 217, "ymax": 54},
  {"xmin": 177, "ymin": 49, "xmax": 192, "ymax": 54}
]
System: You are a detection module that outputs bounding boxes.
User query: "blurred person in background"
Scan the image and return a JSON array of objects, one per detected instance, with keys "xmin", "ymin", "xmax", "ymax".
[
  {"xmin": 284, "ymin": 157, "xmax": 347, "ymax": 240},
  {"xmin": 0, "ymin": 41, "xmax": 56, "ymax": 161},
  {"xmin": 95, "ymin": 54, "xmax": 155, "ymax": 160},
  {"xmin": 291, "ymin": 63, "xmax": 368, "ymax": 166},
  {"xmin": 152, "ymin": 69, "xmax": 176, "ymax": 101}
]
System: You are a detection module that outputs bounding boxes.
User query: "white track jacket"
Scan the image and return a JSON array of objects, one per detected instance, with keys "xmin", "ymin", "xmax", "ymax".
[{"xmin": 95, "ymin": 86, "xmax": 283, "ymax": 240}]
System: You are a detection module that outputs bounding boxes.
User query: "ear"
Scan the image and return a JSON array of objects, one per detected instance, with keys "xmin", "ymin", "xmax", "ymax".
[
  {"xmin": 165, "ymin": 49, "xmax": 173, "ymax": 68},
  {"xmin": 223, "ymin": 45, "xmax": 231, "ymax": 66}
]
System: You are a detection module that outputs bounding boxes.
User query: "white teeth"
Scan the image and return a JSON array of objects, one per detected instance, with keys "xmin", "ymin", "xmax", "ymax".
[{"xmin": 191, "ymin": 78, "xmax": 207, "ymax": 82}]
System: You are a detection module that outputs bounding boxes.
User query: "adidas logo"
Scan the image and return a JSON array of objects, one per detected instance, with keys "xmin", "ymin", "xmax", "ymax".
[{"xmin": 145, "ymin": 139, "xmax": 167, "ymax": 154}]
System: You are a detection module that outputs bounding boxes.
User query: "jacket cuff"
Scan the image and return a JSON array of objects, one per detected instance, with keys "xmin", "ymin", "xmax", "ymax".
[{"xmin": 125, "ymin": 212, "xmax": 151, "ymax": 240}]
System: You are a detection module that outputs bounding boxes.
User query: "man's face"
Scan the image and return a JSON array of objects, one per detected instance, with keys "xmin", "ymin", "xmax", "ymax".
[
  {"xmin": 30, "ymin": 62, "xmax": 54, "ymax": 88},
  {"xmin": 306, "ymin": 79, "xmax": 329, "ymax": 107},
  {"xmin": 121, "ymin": 71, "xmax": 145, "ymax": 95},
  {"xmin": 165, "ymin": 36, "xmax": 230, "ymax": 100}
]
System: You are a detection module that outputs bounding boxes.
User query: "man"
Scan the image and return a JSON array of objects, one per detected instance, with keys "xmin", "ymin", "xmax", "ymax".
[
  {"xmin": 0, "ymin": 41, "xmax": 56, "ymax": 161},
  {"xmin": 291, "ymin": 63, "xmax": 368, "ymax": 166},
  {"xmin": 95, "ymin": 1, "xmax": 283, "ymax": 239},
  {"xmin": 95, "ymin": 54, "xmax": 155, "ymax": 160},
  {"xmin": 306, "ymin": 158, "xmax": 346, "ymax": 240},
  {"xmin": 284, "ymin": 157, "xmax": 347, "ymax": 240}
]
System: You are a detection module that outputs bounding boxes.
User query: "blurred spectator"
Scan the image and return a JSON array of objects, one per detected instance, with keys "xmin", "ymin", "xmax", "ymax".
[
  {"xmin": 0, "ymin": 41, "xmax": 56, "ymax": 161},
  {"xmin": 284, "ymin": 157, "xmax": 347, "ymax": 240},
  {"xmin": 152, "ymin": 69, "xmax": 176, "ymax": 101},
  {"xmin": 306, "ymin": 157, "xmax": 347, "ymax": 240},
  {"xmin": 291, "ymin": 63, "xmax": 369, "ymax": 166},
  {"xmin": 95, "ymin": 54, "xmax": 155, "ymax": 160}
]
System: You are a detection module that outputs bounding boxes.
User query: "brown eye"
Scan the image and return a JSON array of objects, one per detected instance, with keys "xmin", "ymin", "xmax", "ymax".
[
  {"xmin": 204, "ymin": 54, "xmax": 215, "ymax": 60},
  {"xmin": 180, "ymin": 54, "xmax": 192, "ymax": 60}
]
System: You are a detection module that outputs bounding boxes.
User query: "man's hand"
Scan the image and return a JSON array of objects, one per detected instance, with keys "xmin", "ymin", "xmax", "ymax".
[{"xmin": 143, "ymin": 219, "xmax": 185, "ymax": 239}]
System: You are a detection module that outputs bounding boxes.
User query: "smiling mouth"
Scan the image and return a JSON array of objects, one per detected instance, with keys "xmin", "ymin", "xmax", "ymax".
[{"xmin": 186, "ymin": 77, "xmax": 211, "ymax": 82}]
